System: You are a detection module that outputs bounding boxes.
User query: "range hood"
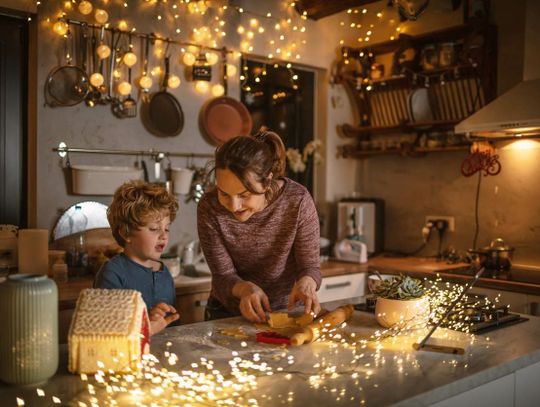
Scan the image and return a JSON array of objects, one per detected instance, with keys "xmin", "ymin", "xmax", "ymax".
[{"xmin": 455, "ymin": 0, "xmax": 540, "ymax": 137}]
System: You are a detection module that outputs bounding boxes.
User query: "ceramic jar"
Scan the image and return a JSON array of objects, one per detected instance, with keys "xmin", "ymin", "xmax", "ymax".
[
  {"xmin": 0, "ymin": 274, "xmax": 58, "ymax": 385},
  {"xmin": 375, "ymin": 296, "xmax": 430, "ymax": 329}
]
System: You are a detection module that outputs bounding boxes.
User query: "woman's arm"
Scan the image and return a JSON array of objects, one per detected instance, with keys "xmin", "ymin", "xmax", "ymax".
[
  {"xmin": 197, "ymin": 197, "xmax": 244, "ymax": 308},
  {"xmin": 289, "ymin": 194, "xmax": 322, "ymax": 314}
]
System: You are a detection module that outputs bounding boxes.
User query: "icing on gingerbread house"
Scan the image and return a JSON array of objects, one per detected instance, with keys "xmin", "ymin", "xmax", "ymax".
[{"xmin": 68, "ymin": 288, "xmax": 150, "ymax": 374}]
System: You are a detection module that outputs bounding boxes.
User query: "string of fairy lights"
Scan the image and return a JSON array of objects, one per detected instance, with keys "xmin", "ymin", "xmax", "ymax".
[{"xmin": 34, "ymin": 0, "xmax": 314, "ymax": 96}]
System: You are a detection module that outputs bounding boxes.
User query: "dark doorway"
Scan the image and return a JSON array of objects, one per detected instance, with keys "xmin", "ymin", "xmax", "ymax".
[
  {"xmin": 0, "ymin": 13, "xmax": 28, "ymax": 226},
  {"xmin": 240, "ymin": 58, "xmax": 315, "ymax": 194}
]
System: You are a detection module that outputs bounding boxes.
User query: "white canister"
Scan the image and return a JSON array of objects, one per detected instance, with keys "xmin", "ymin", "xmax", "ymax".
[
  {"xmin": 18, "ymin": 229, "xmax": 49, "ymax": 275},
  {"xmin": 171, "ymin": 167, "xmax": 194, "ymax": 195},
  {"xmin": 0, "ymin": 274, "xmax": 58, "ymax": 385}
]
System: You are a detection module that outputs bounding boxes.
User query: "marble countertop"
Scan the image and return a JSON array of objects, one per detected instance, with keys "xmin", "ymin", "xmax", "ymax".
[{"xmin": 2, "ymin": 310, "xmax": 540, "ymax": 406}]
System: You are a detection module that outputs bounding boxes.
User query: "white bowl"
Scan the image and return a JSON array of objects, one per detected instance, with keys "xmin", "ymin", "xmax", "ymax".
[{"xmin": 375, "ymin": 296, "xmax": 430, "ymax": 329}]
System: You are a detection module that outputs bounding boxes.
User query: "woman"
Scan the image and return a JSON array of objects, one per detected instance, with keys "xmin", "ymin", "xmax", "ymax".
[{"xmin": 197, "ymin": 130, "xmax": 321, "ymax": 323}]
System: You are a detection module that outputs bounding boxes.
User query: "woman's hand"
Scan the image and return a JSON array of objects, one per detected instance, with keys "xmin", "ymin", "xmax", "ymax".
[
  {"xmin": 233, "ymin": 281, "xmax": 271, "ymax": 323},
  {"xmin": 288, "ymin": 276, "xmax": 320, "ymax": 316},
  {"xmin": 149, "ymin": 302, "xmax": 180, "ymax": 335}
]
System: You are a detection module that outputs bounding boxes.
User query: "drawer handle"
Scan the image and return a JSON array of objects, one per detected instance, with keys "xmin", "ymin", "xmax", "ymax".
[
  {"xmin": 325, "ymin": 282, "xmax": 351, "ymax": 290},
  {"xmin": 195, "ymin": 300, "xmax": 208, "ymax": 307}
]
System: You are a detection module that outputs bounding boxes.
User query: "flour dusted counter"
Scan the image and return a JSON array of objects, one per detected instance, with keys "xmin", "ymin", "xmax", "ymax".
[{"xmin": 2, "ymin": 310, "xmax": 540, "ymax": 406}]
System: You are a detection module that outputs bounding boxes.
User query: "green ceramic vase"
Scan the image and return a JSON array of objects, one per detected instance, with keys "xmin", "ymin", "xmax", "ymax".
[{"xmin": 0, "ymin": 274, "xmax": 58, "ymax": 385}]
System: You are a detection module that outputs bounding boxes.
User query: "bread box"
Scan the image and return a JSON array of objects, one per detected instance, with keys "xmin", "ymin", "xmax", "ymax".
[{"xmin": 71, "ymin": 165, "xmax": 143, "ymax": 195}]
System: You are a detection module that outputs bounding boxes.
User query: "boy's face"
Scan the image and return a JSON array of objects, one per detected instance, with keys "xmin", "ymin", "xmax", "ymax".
[{"xmin": 124, "ymin": 212, "xmax": 171, "ymax": 267}]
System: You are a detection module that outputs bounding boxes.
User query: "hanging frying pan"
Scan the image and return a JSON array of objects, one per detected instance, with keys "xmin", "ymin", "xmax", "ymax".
[
  {"xmin": 141, "ymin": 47, "xmax": 184, "ymax": 137},
  {"xmin": 198, "ymin": 50, "xmax": 252, "ymax": 145},
  {"xmin": 45, "ymin": 25, "xmax": 90, "ymax": 107}
]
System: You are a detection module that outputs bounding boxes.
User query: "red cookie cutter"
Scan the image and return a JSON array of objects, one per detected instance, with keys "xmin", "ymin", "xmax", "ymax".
[{"xmin": 256, "ymin": 331, "xmax": 291, "ymax": 345}]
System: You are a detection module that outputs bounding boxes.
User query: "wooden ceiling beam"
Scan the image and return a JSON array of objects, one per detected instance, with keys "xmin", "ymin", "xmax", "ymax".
[{"xmin": 295, "ymin": 0, "xmax": 381, "ymax": 20}]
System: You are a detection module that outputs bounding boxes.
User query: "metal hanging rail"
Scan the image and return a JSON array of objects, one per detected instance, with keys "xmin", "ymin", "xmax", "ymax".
[
  {"xmin": 53, "ymin": 142, "xmax": 214, "ymax": 160},
  {"xmin": 62, "ymin": 18, "xmax": 234, "ymax": 54}
]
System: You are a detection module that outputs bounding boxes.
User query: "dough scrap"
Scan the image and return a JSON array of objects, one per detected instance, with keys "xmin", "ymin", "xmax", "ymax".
[{"xmin": 218, "ymin": 327, "xmax": 249, "ymax": 339}]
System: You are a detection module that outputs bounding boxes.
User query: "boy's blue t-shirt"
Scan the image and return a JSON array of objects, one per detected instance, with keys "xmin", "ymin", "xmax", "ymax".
[{"xmin": 94, "ymin": 253, "xmax": 176, "ymax": 311}]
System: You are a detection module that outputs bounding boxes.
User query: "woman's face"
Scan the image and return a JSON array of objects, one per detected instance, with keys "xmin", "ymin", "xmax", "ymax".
[{"xmin": 216, "ymin": 168, "xmax": 267, "ymax": 222}]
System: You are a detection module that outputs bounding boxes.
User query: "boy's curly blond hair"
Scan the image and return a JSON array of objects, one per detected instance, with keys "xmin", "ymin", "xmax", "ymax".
[{"xmin": 107, "ymin": 180, "xmax": 179, "ymax": 247}]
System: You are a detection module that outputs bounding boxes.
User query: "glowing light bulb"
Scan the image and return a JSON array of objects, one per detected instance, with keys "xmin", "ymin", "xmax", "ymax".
[
  {"xmin": 123, "ymin": 52, "xmax": 137, "ymax": 67},
  {"xmin": 168, "ymin": 75, "xmax": 181, "ymax": 89},
  {"xmin": 205, "ymin": 52, "xmax": 219, "ymax": 66},
  {"xmin": 139, "ymin": 75, "xmax": 153, "ymax": 89},
  {"xmin": 249, "ymin": 18, "xmax": 259, "ymax": 28},
  {"xmin": 96, "ymin": 44, "xmax": 111, "ymax": 59},
  {"xmin": 117, "ymin": 81, "xmax": 131, "ymax": 96},
  {"xmin": 182, "ymin": 52, "xmax": 196, "ymax": 66},
  {"xmin": 211, "ymin": 84, "xmax": 224, "ymax": 97},
  {"xmin": 78, "ymin": 0, "xmax": 93, "ymax": 15},
  {"xmin": 226, "ymin": 64, "xmax": 237, "ymax": 77},
  {"xmin": 53, "ymin": 21, "xmax": 68, "ymax": 36},
  {"xmin": 90, "ymin": 73, "xmax": 104, "ymax": 87},
  {"xmin": 118, "ymin": 20, "xmax": 128, "ymax": 31},
  {"xmin": 94, "ymin": 9, "xmax": 108, "ymax": 24},
  {"xmin": 195, "ymin": 81, "xmax": 209, "ymax": 93}
]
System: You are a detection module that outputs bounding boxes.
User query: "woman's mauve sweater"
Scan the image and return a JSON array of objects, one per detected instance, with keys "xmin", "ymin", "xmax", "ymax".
[{"xmin": 197, "ymin": 177, "xmax": 321, "ymax": 314}]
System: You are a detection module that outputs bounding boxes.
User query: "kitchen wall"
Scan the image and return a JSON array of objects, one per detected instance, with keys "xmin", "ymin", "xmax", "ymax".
[
  {"xmin": 7, "ymin": 0, "xmax": 363, "ymax": 253},
  {"xmin": 354, "ymin": 0, "xmax": 540, "ymax": 265},
  {"xmin": 5, "ymin": 0, "xmax": 536, "ymax": 265}
]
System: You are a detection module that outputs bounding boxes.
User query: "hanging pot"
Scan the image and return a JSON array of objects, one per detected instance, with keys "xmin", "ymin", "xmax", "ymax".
[
  {"xmin": 141, "ymin": 54, "xmax": 184, "ymax": 137},
  {"xmin": 199, "ymin": 96, "xmax": 252, "ymax": 145}
]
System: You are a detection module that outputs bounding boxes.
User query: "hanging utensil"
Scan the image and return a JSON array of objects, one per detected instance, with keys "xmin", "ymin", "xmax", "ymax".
[
  {"xmin": 85, "ymin": 26, "xmax": 101, "ymax": 107},
  {"xmin": 199, "ymin": 49, "xmax": 252, "ymax": 145},
  {"xmin": 121, "ymin": 33, "xmax": 137, "ymax": 118},
  {"xmin": 141, "ymin": 39, "xmax": 185, "ymax": 137},
  {"xmin": 45, "ymin": 25, "xmax": 90, "ymax": 107}
]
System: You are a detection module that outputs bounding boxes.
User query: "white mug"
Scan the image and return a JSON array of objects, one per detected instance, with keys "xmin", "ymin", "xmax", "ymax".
[{"xmin": 171, "ymin": 167, "xmax": 194, "ymax": 195}]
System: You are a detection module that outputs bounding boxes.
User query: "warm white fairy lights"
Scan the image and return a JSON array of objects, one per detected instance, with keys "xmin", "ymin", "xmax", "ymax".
[{"xmin": 9, "ymin": 279, "xmax": 493, "ymax": 405}]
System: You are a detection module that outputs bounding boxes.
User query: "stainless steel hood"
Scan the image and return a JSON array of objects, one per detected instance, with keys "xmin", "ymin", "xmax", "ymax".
[{"xmin": 455, "ymin": 0, "xmax": 540, "ymax": 137}]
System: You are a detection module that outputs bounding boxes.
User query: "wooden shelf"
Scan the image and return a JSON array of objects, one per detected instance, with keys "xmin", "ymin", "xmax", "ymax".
[
  {"xmin": 335, "ymin": 23, "xmax": 497, "ymax": 159},
  {"xmin": 339, "ymin": 144, "xmax": 470, "ymax": 159},
  {"xmin": 341, "ymin": 121, "xmax": 460, "ymax": 138}
]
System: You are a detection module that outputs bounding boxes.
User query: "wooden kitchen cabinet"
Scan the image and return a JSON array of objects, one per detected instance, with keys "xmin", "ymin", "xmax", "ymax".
[
  {"xmin": 176, "ymin": 290, "xmax": 210, "ymax": 325},
  {"xmin": 318, "ymin": 273, "xmax": 366, "ymax": 304},
  {"xmin": 334, "ymin": 23, "xmax": 497, "ymax": 159}
]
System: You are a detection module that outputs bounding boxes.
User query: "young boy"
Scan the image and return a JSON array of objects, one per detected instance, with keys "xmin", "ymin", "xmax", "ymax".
[{"xmin": 95, "ymin": 180, "xmax": 180, "ymax": 335}]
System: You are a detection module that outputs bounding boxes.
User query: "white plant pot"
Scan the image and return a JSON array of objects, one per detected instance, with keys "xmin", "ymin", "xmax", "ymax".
[{"xmin": 375, "ymin": 296, "xmax": 430, "ymax": 329}]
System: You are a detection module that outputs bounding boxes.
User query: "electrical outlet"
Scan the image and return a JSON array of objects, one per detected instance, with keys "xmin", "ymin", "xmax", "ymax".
[{"xmin": 425, "ymin": 215, "xmax": 455, "ymax": 232}]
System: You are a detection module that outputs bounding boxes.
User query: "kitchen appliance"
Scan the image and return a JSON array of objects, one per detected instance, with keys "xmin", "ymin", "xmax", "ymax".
[
  {"xmin": 337, "ymin": 198, "xmax": 384, "ymax": 255},
  {"xmin": 455, "ymin": 0, "xmax": 540, "ymax": 137}
]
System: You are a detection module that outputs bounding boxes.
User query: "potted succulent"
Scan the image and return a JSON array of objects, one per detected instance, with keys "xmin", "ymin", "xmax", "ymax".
[{"xmin": 373, "ymin": 274, "xmax": 430, "ymax": 328}]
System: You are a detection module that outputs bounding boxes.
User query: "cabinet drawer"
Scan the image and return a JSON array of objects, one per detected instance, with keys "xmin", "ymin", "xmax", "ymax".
[
  {"xmin": 176, "ymin": 291, "xmax": 210, "ymax": 324},
  {"xmin": 318, "ymin": 273, "xmax": 365, "ymax": 304}
]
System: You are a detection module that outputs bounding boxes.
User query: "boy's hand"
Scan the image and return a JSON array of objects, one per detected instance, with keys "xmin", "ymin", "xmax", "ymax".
[{"xmin": 149, "ymin": 302, "xmax": 180, "ymax": 335}]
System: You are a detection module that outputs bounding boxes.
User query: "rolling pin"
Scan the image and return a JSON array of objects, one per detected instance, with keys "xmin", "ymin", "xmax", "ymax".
[{"xmin": 290, "ymin": 304, "xmax": 354, "ymax": 346}]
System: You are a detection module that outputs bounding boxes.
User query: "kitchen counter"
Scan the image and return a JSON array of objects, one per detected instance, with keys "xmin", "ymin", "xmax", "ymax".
[
  {"xmin": 2, "ymin": 309, "xmax": 540, "ymax": 406},
  {"xmin": 55, "ymin": 257, "xmax": 540, "ymax": 309},
  {"xmin": 57, "ymin": 260, "xmax": 368, "ymax": 309},
  {"xmin": 368, "ymin": 256, "xmax": 540, "ymax": 296}
]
